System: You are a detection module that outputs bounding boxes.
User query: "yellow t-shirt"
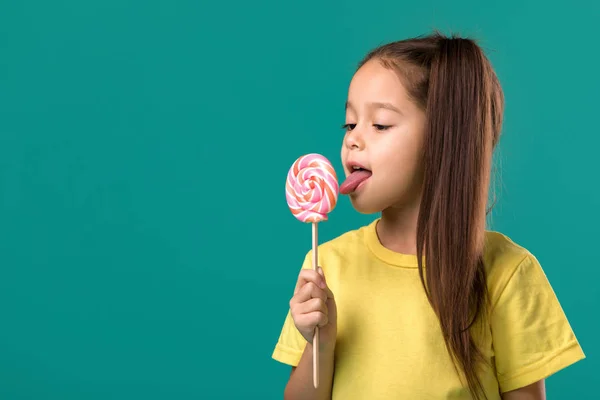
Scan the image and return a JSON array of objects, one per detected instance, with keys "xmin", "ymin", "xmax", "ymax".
[{"xmin": 272, "ymin": 218, "xmax": 585, "ymax": 399}]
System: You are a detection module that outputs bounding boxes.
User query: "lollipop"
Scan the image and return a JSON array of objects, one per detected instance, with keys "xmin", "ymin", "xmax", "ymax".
[
  {"xmin": 286, "ymin": 153, "xmax": 338, "ymax": 223},
  {"xmin": 285, "ymin": 153, "xmax": 338, "ymax": 388}
]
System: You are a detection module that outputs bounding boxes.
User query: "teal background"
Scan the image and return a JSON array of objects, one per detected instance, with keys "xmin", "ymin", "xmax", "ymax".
[{"xmin": 0, "ymin": 0, "xmax": 597, "ymax": 398}]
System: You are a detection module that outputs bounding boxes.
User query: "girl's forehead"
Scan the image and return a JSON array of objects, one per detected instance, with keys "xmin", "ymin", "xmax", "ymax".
[{"xmin": 347, "ymin": 61, "xmax": 411, "ymax": 111}]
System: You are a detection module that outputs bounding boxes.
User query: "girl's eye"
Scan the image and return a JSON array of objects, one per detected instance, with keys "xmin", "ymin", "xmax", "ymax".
[
  {"xmin": 342, "ymin": 123, "xmax": 356, "ymax": 132},
  {"xmin": 374, "ymin": 124, "xmax": 392, "ymax": 131}
]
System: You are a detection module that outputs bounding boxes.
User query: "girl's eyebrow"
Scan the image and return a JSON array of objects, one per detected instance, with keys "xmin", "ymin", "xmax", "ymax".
[{"xmin": 345, "ymin": 101, "xmax": 403, "ymax": 115}]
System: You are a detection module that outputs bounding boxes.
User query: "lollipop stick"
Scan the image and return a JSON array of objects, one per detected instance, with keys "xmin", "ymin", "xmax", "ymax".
[{"xmin": 312, "ymin": 221, "xmax": 319, "ymax": 388}]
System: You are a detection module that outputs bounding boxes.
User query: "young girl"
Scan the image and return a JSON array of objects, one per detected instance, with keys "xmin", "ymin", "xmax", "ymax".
[{"xmin": 272, "ymin": 32, "xmax": 585, "ymax": 399}]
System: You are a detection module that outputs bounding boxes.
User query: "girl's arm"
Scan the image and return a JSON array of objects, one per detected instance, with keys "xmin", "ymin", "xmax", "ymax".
[
  {"xmin": 501, "ymin": 380, "xmax": 545, "ymax": 400},
  {"xmin": 284, "ymin": 342, "xmax": 335, "ymax": 400}
]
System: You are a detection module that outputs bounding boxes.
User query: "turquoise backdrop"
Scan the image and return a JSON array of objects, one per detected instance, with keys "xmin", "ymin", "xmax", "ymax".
[{"xmin": 0, "ymin": 1, "xmax": 597, "ymax": 398}]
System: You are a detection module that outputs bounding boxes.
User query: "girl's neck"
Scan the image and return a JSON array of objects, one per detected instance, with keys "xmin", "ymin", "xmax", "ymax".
[{"xmin": 377, "ymin": 199, "xmax": 421, "ymax": 256}]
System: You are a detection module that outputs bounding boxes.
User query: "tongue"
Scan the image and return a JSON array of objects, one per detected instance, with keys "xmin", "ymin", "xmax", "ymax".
[{"xmin": 340, "ymin": 170, "xmax": 372, "ymax": 194}]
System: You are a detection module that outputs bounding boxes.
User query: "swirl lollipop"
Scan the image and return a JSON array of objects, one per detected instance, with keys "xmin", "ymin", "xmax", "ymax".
[
  {"xmin": 286, "ymin": 153, "xmax": 339, "ymax": 223},
  {"xmin": 285, "ymin": 153, "xmax": 339, "ymax": 388}
]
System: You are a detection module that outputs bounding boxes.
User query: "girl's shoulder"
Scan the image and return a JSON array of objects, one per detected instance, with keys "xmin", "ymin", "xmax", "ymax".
[
  {"xmin": 483, "ymin": 230, "xmax": 532, "ymax": 270},
  {"xmin": 315, "ymin": 220, "xmax": 375, "ymax": 253},
  {"xmin": 480, "ymin": 230, "xmax": 585, "ymax": 390},
  {"xmin": 482, "ymin": 230, "xmax": 548, "ymax": 303}
]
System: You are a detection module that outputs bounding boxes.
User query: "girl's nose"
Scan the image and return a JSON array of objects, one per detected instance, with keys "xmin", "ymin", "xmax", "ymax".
[{"xmin": 344, "ymin": 127, "xmax": 364, "ymax": 150}]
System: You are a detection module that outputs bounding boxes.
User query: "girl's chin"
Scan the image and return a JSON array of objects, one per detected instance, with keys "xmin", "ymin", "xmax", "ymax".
[{"xmin": 349, "ymin": 196, "xmax": 382, "ymax": 215}]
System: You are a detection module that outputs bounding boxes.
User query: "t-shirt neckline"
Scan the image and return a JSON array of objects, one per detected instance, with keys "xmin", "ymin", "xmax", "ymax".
[{"xmin": 365, "ymin": 218, "xmax": 422, "ymax": 268}]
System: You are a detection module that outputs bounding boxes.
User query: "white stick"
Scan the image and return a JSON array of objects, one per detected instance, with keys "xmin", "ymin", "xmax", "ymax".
[{"xmin": 312, "ymin": 221, "xmax": 319, "ymax": 389}]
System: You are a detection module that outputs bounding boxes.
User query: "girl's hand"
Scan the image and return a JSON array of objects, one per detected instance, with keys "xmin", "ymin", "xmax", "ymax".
[{"xmin": 289, "ymin": 267, "xmax": 337, "ymax": 350}]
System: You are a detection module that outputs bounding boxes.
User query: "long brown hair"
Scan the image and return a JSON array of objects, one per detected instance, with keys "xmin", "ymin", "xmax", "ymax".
[{"xmin": 357, "ymin": 32, "xmax": 504, "ymax": 399}]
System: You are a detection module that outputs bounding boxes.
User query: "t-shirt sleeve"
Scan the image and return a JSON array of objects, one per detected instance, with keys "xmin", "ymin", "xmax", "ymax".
[
  {"xmin": 271, "ymin": 253, "xmax": 311, "ymax": 367},
  {"xmin": 490, "ymin": 253, "xmax": 585, "ymax": 392}
]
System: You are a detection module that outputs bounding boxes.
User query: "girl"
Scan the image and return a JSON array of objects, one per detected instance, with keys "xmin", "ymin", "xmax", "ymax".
[{"xmin": 272, "ymin": 32, "xmax": 585, "ymax": 400}]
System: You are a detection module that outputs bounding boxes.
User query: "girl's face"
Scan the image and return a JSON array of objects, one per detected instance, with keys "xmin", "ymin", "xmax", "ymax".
[{"xmin": 341, "ymin": 58, "xmax": 427, "ymax": 214}]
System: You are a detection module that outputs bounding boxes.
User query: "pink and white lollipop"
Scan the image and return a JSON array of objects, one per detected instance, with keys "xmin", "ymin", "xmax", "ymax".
[
  {"xmin": 285, "ymin": 153, "xmax": 339, "ymax": 389},
  {"xmin": 285, "ymin": 153, "xmax": 339, "ymax": 223}
]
